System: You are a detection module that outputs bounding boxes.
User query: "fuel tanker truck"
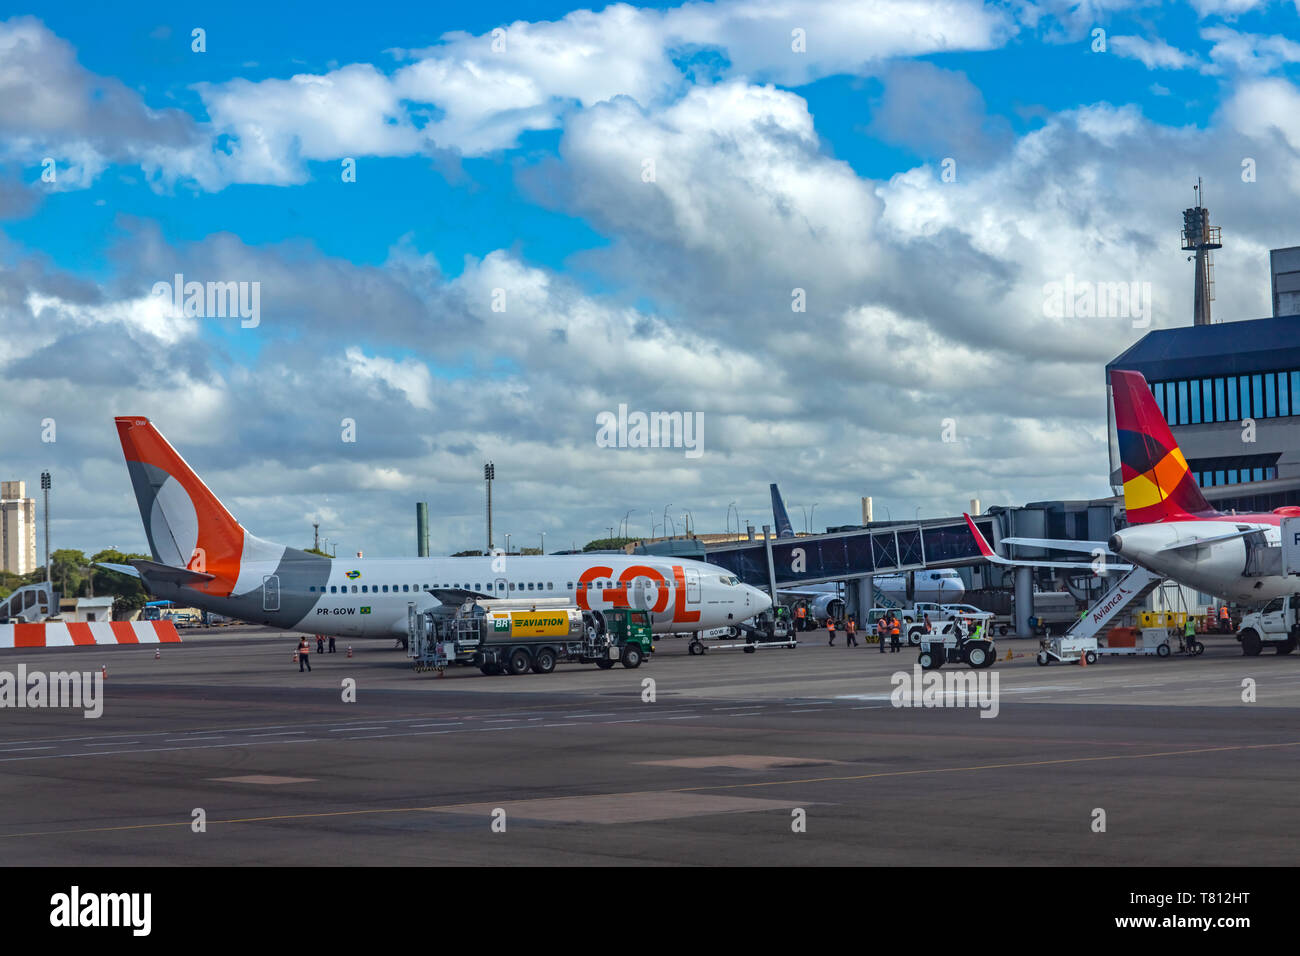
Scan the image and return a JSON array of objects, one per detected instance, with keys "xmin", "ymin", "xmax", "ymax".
[{"xmin": 407, "ymin": 597, "xmax": 654, "ymax": 676}]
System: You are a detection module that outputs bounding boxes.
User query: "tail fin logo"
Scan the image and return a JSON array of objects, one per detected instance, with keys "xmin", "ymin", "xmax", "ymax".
[
  {"xmin": 115, "ymin": 417, "xmax": 246, "ymax": 595},
  {"xmin": 1109, "ymin": 370, "xmax": 1216, "ymax": 524}
]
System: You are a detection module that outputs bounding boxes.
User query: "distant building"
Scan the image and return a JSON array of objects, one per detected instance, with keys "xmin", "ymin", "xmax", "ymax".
[
  {"xmin": 1272, "ymin": 246, "xmax": 1300, "ymax": 318},
  {"xmin": 0, "ymin": 480, "xmax": 36, "ymax": 575}
]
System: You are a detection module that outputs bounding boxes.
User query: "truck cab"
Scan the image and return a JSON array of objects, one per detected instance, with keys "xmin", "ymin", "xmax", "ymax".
[{"xmin": 1237, "ymin": 595, "xmax": 1300, "ymax": 656}]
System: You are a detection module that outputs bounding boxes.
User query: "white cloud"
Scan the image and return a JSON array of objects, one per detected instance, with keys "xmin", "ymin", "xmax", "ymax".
[
  {"xmin": 1201, "ymin": 26, "xmax": 1300, "ymax": 75},
  {"xmin": 1110, "ymin": 35, "xmax": 1199, "ymax": 70}
]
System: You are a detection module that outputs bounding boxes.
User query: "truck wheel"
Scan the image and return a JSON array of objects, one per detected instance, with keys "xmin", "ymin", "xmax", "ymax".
[
  {"xmin": 531, "ymin": 648, "xmax": 557, "ymax": 674},
  {"xmin": 1156, "ymin": 643, "xmax": 1170, "ymax": 658},
  {"xmin": 507, "ymin": 648, "xmax": 532, "ymax": 675},
  {"xmin": 908, "ymin": 631, "xmax": 921, "ymax": 647},
  {"xmin": 965, "ymin": 644, "xmax": 989, "ymax": 668},
  {"xmin": 1036, "ymin": 650, "xmax": 1050, "ymax": 666},
  {"xmin": 622, "ymin": 645, "xmax": 643, "ymax": 669},
  {"xmin": 918, "ymin": 651, "xmax": 935, "ymax": 669},
  {"xmin": 1192, "ymin": 640, "xmax": 1205, "ymax": 656},
  {"xmin": 688, "ymin": 641, "xmax": 704, "ymax": 656},
  {"xmin": 1240, "ymin": 629, "xmax": 1262, "ymax": 656},
  {"xmin": 1084, "ymin": 650, "xmax": 1098, "ymax": 665}
]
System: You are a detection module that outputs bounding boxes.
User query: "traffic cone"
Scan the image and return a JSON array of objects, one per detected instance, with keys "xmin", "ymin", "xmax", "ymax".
[
  {"xmin": 1004, "ymin": 648, "xmax": 1013, "ymax": 661},
  {"xmin": 347, "ymin": 645, "xmax": 353, "ymax": 658},
  {"xmin": 1079, "ymin": 650, "xmax": 1088, "ymax": 667}
]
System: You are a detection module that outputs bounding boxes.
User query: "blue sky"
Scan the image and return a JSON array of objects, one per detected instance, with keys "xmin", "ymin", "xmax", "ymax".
[{"xmin": 3, "ymin": 0, "xmax": 1300, "ymax": 556}]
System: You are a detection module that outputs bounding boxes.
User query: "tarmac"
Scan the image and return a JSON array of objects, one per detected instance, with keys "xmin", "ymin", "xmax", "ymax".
[{"xmin": 0, "ymin": 626, "xmax": 1296, "ymax": 865}]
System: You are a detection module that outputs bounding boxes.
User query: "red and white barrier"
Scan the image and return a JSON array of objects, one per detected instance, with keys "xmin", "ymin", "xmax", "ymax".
[{"xmin": 0, "ymin": 621, "xmax": 182, "ymax": 649}]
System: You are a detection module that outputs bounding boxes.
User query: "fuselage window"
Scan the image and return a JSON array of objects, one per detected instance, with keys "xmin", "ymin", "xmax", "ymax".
[
  {"xmin": 527, "ymin": 582, "xmax": 535, "ymax": 591},
  {"xmin": 351, "ymin": 585, "xmax": 358, "ymax": 594},
  {"xmin": 381, "ymin": 585, "xmax": 388, "ymax": 593},
  {"xmin": 362, "ymin": 585, "xmax": 369, "ymax": 593},
  {"xmin": 402, "ymin": 585, "xmax": 409, "ymax": 592},
  {"xmin": 330, "ymin": 586, "xmax": 337, "ymax": 594}
]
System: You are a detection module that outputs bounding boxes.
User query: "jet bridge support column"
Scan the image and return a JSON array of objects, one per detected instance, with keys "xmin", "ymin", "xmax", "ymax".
[
  {"xmin": 762, "ymin": 525, "xmax": 778, "ymax": 607},
  {"xmin": 857, "ymin": 576, "xmax": 873, "ymax": 620},
  {"xmin": 1015, "ymin": 565, "xmax": 1035, "ymax": 638}
]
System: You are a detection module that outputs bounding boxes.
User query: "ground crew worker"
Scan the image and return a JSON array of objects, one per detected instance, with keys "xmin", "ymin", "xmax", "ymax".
[
  {"xmin": 328, "ymin": 635, "xmax": 336, "ymax": 653},
  {"xmin": 796, "ymin": 604, "xmax": 807, "ymax": 632},
  {"xmin": 1220, "ymin": 605, "xmax": 1231, "ymax": 633},
  {"xmin": 846, "ymin": 616, "xmax": 857, "ymax": 647},
  {"xmin": 316, "ymin": 634, "xmax": 325, "ymax": 655},
  {"xmin": 890, "ymin": 615, "xmax": 901, "ymax": 652},
  {"xmin": 297, "ymin": 636, "xmax": 312, "ymax": 672},
  {"xmin": 877, "ymin": 617, "xmax": 887, "ymax": 653},
  {"xmin": 1185, "ymin": 616, "xmax": 1197, "ymax": 651},
  {"xmin": 827, "ymin": 616, "xmax": 837, "ymax": 646},
  {"xmin": 923, "ymin": 614, "xmax": 933, "ymax": 634}
]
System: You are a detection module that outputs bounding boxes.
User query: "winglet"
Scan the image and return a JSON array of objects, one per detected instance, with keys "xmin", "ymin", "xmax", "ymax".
[{"xmin": 964, "ymin": 513, "xmax": 1002, "ymax": 562}]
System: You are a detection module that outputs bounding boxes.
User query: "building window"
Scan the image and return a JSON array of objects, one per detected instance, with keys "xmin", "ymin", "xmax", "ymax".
[
  {"xmin": 1177, "ymin": 381, "xmax": 1189, "ymax": 425},
  {"xmin": 1266, "ymin": 374, "xmax": 1277, "ymax": 417},
  {"xmin": 1189, "ymin": 380, "xmax": 1202, "ymax": 424},
  {"xmin": 1213, "ymin": 378, "xmax": 1225, "ymax": 422},
  {"xmin": 1280, "ymin": 374, "xmax": 1290, "ymax": 417},
  {"xmin": 1152, "ymin": 382, "xmax": 1165, "ymax": 418}
]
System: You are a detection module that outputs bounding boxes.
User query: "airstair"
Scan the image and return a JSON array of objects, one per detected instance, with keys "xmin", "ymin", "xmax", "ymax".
[{"xmin": 1062, "ymin": 566, "xmax": 1164, "ymax": 642}]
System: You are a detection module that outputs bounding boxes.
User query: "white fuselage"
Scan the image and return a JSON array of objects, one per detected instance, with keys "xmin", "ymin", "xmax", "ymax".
[
  {"xmin": 234, "ymin": 552, "xmax": 771, "ymax": 638},
  {"xmin": 1110, "ymin": 518, "xmax": 1290, "ymax": 606}
]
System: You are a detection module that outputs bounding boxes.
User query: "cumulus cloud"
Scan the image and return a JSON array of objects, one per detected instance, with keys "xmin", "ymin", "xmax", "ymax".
[{"xmin": 1110, "ymin": 35, "xmax": 1200, "ymax": 70}]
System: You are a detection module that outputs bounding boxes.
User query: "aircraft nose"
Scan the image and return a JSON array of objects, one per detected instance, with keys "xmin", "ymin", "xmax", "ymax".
[{"xmin": 752, "ymin": 587, "xmax": 772, "ymax": 613}]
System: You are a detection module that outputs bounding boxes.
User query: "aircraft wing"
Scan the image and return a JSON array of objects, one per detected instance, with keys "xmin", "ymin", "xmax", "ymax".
[
  {"xmin": 964, "ymin": 515, "xmax": 1131, "ymax": 571},
  {"xmin": 428, "ymin": 587, "xmax": 495, "ymax": 605},
  {"xmin": 999, "ymin": 537, "xmax": 1114, "ymax": 555}
]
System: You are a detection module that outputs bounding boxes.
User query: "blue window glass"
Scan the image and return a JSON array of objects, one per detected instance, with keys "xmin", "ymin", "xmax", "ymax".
[
  {"xmin": 1189, "ymin": 380, "xmax": 1201, "ymax": 424},
  {"xmin": 1214, "ymin": 378, "xmax": 1225, "ymax": 422},
  {"xmin": 1152, "ymin": 382, "xmax": 1164, "ymax": 418},
  {"xmin": 1178, "ymin": 381, "xmax": 1189, "ymax": 425},
  {"xmin": 1227, "ymin": 377, "xmax": 1238, "ymax": 420},
  {"xmin": 1215, "ymin": 470, "xmax": 1225, "ymax": 485},
  {"xmin": 1227, "ymin": 469, "xmax": 1238, "ymax": 484},
  {"xmin": 1253, "ymin": 467, "xmax": 1264, "ymax": 482},
  {"xmin": 1266, "ymin": 374, "xmax": 1277, "ymax": 417},
  {"xmin": 1292, "ymin": 372, "xmax": 1300, "ymax": 414},
  {"xmin": 1268, "ymin": 467, "xmax": 1278, "ymax": 480},
  {"xmin": 1241, "ymin": 376, "xmax": 1252, "ymax": 419},
  {"xmin": 1201, "ymin": 379, "xmax": 1212, "ymax": 421},
  {"xmin": 1280, "ymin": 373, "xmax": 1290, "ymax": 417},
  {"xmin": 1252, "ymin": 375, "xmax": 1263, "ymax": 419}
]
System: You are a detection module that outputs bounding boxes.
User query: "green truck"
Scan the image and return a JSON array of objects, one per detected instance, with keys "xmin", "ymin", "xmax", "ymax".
[{"xmin": 594, "ymin": 607, "xmax": 654, "ymax": 669}]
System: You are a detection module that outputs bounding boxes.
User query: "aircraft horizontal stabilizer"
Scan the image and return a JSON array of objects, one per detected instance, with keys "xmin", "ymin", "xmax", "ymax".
[
  {"xmin": 95, "ymin": 562, "xmax": 142, "ymax": 578},
  {"xmin": 964, "ymin": 515, "xmax": 1131, "ymax": 571},
  {"xmin": 999, "ymin": 537, "xmax": 1114, "ymax": 555},
  {"xmin": 1156, "ymin": 529, "xmax": 1259, "ymax": 553},
  {"xmin": 131, "ymin": 559, "xmax": 217, "ymax": 586}
]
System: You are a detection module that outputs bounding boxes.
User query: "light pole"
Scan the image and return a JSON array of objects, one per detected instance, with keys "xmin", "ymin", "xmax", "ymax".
[
  {"xmin": 663, "ymin": 504, "xmax": 673, "ymax": 537},
  {"xmin": 484, "ymin": 462, "xmax": 495, "ymax": 551},
  {"xmin": 682, "ymin": 510, "xmax": 694, "ymax": 535},
  {"xmin": 726, "ymin": 501, "xmax": 737, "ymax": 536},
  {"xmin": 539, "ymin": 531, "xmax": 546, "ymax": 554},
  {"xmin": 40, "ymin": 471, "xmax": 50, "ymax": 587},
  {"xmin": 505, "ymin": 532, "xmax": 511, "ymax": 555},
  {"xmin": 621, "ymin": 509, "xmax": 633, "ymax": 539}
]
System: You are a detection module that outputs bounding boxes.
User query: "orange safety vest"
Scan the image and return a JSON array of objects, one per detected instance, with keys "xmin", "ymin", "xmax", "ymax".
[
  {"xmin": 890, "ymin": 621, "xmax": 900, "ymax": 636},
  {"xmin": 827, "ymin": 619, "xmax": 835, "ymax": 630},
  {"xmin": 299, "ymin": 640, "xmax": 310, "ymax": 654},
  {"xmin": 847, "ymin": 620, "xmax": 856, "ymax": 633},
  {"xmin": 1220, "ymin": 607, "xmax": 1229, "ymax": 620},
  {"xmin": 796, "ymin": 606, "xmax": 806, "ymax": 619}
]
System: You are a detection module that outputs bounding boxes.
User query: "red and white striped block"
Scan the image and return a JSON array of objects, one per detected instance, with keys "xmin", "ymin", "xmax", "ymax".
[{"xmin": 0, "ymin": 621, "xmax": 182, "ymax": 649}]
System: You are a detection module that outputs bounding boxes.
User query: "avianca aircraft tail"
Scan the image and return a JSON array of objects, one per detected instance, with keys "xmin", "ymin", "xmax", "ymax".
[
  {"xmin": 1109, "ymin": 370, "xmax": 1219, "ymax": 524},
  {"xmin": 115, "ymin": 416, "xmax": 289, "ymax": 597}
]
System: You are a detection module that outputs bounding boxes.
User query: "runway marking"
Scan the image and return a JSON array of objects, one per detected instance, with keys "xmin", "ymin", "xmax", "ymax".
[
  {"xmin": 83, "ymin": 741, "xmax": 140, "ymax": 746},
  {"xmin": 788, "ymin": 709, "xmax": 824, "ymax": 713},
  {"xmin": 8, "ymin": 739, "xmax": 1300, "ymax": 841},
  {"xmin": 329, "ymin": 727, "xmax": 385, "ymax": 732},
  {"xmin": 248, "ymin": 731, "xmax": 305, "ymax": 737},
  {"xmin": 665, "ymin": 715, "xmax": 702, "ymax": 720},
  {"xmin": 0, "ymin": 746, "xmax": 54, "ymax": 752}
]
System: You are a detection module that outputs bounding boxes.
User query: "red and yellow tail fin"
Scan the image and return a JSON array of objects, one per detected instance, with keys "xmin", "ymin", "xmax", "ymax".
[
  {"xmin": 115, "ymin": 417, "xmax": 245, "ymax": 595},
  {"xmin": 1109, "ymin": 370, "xmax": 1218, "ymax": 524}
]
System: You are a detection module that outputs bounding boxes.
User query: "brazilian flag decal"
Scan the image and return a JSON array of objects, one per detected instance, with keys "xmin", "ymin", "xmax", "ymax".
[{"xmin": 360, "ymin": 606, "xmax": 371, "ymax": 614}]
